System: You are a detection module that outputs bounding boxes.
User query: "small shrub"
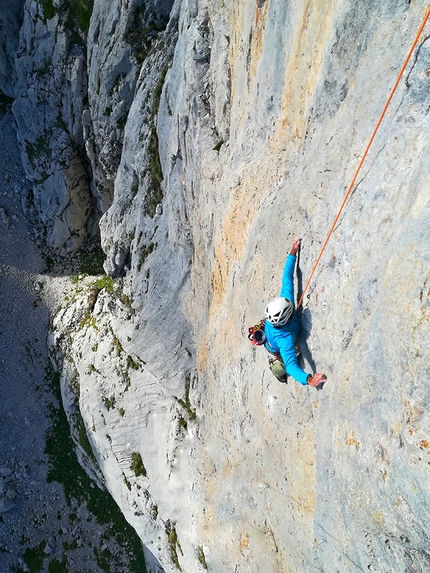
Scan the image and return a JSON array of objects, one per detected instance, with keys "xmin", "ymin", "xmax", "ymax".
[
  {"xmin": 0, "ymin": 92, "xmax": 14, "ymax": 115},
  {"xmin": 130, "ymin": 452, "xmax": 146, "ymax": 477},
  {"xmin": 112, "ymin": 335, "xmax": 122, "ymax": 356},
  {"xmin": 151, "ymin": 65, "xmax": 169, "ymax": 119},
  {"xmin": 175, "ymin": 377, "xmax": 197, "ymax": 422},
  {"xmin": 39, "ymin": 0, "xmax": 56, "ymax": 21},
  {"xmin": 137, "ymin": 242, "xmax": 155, "ymax": 271},
  {"xmin": 67, "ymin": 0, "xmax": 94, "ymax": 34},
  {"xmin": 43, "ymin": 256, "xmax": 55, "ymax": 273},
  {"xmin": 167, "ymin": 524, "xmax": 183, "ymax": 571},
  {"xmin": 48, "ymin": 556, "xmax": 69, "ymax": 573},
  {"xmin": 78, "ymin": 243, "xmax": 106, "ymax": 275},
  {"xmin": 124, "ymin": 11, "xmax": 169, "ymax": 64},
  {"xmin": 23, "ymin": 541, "xmax": 46, "ymax": 573},
  {"xmin": 147, "ymin": 129, "xmax": 163, "ymax": 217},
  {"xmin": 25, "ymin": 132, "xmax": 51, "ymax": 167},
  {"xmin": 70, "ymin": 370, "xmax": 80, "ymax": 400},
  {"xmin": 80, "ymin": 312, "xmax": 97, "ymax": 330},
  {"xmin": 74, "ymin": 413, "xmax": 96, "ymax": 463},
  {"xmin": 90, "ymin": 275, "xmax": 114, "ymax": 293},
  {"xmin": 103, "ymin": 396, "xmax": 116, "ymax": 411},
  {"xmin": 197, "ymin": 545, "xmax": 208, "ymax": 570},
  {"xmin": 126, "ymin": 355, "xmax": 140, "ymax": 371},
  {"xmin": 150, "ymin": 504, "xmax": 158, "ymax": 520},
  {"xmin": 121, "ymin": 293, "xmax": 133, "ymax": 308}
]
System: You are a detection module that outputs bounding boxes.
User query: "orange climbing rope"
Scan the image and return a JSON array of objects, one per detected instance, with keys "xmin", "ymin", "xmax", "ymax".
[{"xmin": 297, "ymin": 6, "xmax": 430, "ymax": 309}]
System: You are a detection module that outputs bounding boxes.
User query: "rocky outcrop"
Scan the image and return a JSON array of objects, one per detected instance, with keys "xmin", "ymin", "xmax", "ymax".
[
  {"xmin": 12, "ymin": 1, "xmax": 92, "ymax": 252},
  {"xmin": 86, "ymin": 0, "xmax": 174, "ymax": 216},
  {"xmin": 0, "ymin": 0, "xmax": 25, "ymax": 95},
  {"xmin": 9, "ymin": 0, "xmax": 178, "ymax": 254},
  {"xmin": 6, "ymin": 0, "xmax": 430, "ymax": 571}
]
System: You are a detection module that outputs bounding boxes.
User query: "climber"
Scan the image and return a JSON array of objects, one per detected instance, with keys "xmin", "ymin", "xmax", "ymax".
[{"xmin": 264, "ymin": 238, "xmax": 326, "ymax": 387}]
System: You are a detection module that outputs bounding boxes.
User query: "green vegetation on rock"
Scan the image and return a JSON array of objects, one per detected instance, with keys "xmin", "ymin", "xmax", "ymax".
[
  {"xmin": 78, "ymin": 241, "xmax": 107, "ymax": 276},
  {"xmin": 22, "ymin": 541, "xmax": 45, "ymax": 573},
  {"xmin": 39, "ymin": 0, "xmax": 56, "ymax": 22},
  {"xmin": 112, "ymin": 334, "xmax": 123, "ymax": 356},
  {"xmin": 147, "ymin": 128, "xmax": 164, "ymax": 217},
  {"xmin": 90, "ymin": 275, "xmax": 114, "ymax": 293},
  {"xmin": 25, "ymin": 132, "xmax": 51, "ymax": 167},
  {"xmin": 47, "ymin": 557, "xmax": 69, "ymax": 573},
  {"xmin": 131, "ymin": 452, "xmax": 147, "ymax": 477},
  {"xmin": 44, "ymin": 363, "xmax": 146, "ymax": 572},
  {"xmin": 137, "ymin": 242, "xmax": 155, "ymax": 271},
  {"xmin": 0, "ymin": 92, "xmax": 14, "ymax": 116},
  {"xmin": 79, "ymin": 312, "xmax": 97, "ymax": 330},
  {"xmin": 102, "ymin": 396, "xmax": 116, "ymax": 411},
  {"xmin": 151, "ymin": 65, "xmax": 169, "ymax": 119},
  {"xmin": 197, "ymin": 545, "xmax": 208, "ymax": 570},
  {"xmin": 124, "ymin": 10, "xmax": 169, "ymax": 64},
  {"xmin": 144, "ymin": 64, "xmax": 170, "ymax": 217},
  {"xmin": 167, "ymin": 524, "xmax": 183, "ymax": 571},
  {"xmin": 68, "ymin": 0, "xmax": 94, "ymax": 33},
  {"xmin": 126, "ymin": 355, "xmax": 140, "ymax": 370},
  {"xmin": 175, "ymin": 376, "xmax": 197, "ymax": 423}
]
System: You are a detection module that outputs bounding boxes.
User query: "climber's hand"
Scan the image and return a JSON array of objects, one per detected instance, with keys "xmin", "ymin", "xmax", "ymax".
[
  {"xmin": 307, "ymin": 373, "xmax": 327, "ymax": 387},
  {"xmin": 291, "ymin": 238, "xmax": 302, "ymax": 256}
]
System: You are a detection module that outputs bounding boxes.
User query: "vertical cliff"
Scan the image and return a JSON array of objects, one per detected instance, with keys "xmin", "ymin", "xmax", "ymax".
[{"xmin": 3, "ymin": 0, "xmax": 430, "ymax": 571}]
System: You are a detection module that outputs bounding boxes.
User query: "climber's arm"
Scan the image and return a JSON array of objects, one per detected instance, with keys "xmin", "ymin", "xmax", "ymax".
[
  {"xmin": 279, "ymin": 342, "xmax": 310, "ymax": 386},
  {"xmin": 279, "ymin": 337, "xmax": 327, "ymax": 387},
  {"xmin": 280, "ymin": 239, "xmax": 301, "ymax": 303},
  {"xmin": 280, "ymin": 255, "xmax": 296, "ymax": 302}
]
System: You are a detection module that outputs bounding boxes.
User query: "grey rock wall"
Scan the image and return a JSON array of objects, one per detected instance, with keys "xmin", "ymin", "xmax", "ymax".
[{"xmin": 5, "ymin": 0, "xmax": 430, "ymax": 571}]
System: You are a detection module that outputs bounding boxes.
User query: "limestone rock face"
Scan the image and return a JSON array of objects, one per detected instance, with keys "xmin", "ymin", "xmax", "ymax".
[
  {"xmin": 7, "ymin": 0, "xmax": 430, "ymax": 572},
  {"xmin": 9, "ymin": 0, "xmax": 177, "ymax": 253}
]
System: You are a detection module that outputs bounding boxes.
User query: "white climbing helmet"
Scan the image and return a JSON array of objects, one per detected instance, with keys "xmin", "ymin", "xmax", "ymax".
[{"xmin": 265, "ymin": 297, "xmax": 293, "ymax": 327}]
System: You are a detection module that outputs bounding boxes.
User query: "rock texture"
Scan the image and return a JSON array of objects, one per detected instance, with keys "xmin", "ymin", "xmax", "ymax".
[{"xmin": 4, "ymin": 0, "xmax": 430, "ymax": 572}]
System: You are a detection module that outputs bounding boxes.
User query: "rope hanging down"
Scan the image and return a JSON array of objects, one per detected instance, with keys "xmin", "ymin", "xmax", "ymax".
[{"xmin": 297, "ymin": 6, "xmax": 430, "ymax": 310}]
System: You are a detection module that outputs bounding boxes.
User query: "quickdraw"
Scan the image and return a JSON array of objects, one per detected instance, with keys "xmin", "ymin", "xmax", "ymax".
[
  {"xmin": 248, "ymin": 319, "xmax": 266, "ymax": 346},
  {"xmin": 268, "ymin": 352, "xmax": 282, "ymax": 364}
]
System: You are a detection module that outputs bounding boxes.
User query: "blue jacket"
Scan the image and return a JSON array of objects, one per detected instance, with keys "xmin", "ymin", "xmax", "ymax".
[{"xmin": 264, "ymin": 254, "xmax": 310, "ymax": 385}]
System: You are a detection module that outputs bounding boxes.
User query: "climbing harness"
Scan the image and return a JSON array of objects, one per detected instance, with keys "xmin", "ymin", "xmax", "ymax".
[{"xmin": 297, "ymin": 6, "xmax": 430, "ymax": 309}]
